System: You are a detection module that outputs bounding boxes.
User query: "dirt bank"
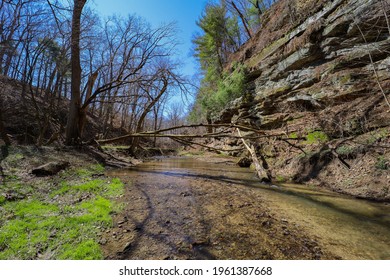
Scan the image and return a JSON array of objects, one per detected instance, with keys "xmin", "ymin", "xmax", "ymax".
[{"xmin": 0, "ymin": 145, "xmax": 124, "ymax": 259}]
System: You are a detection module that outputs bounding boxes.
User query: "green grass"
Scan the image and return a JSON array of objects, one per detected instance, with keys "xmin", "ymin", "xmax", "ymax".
[
  {"xmin": 58, "ymin": 240, "xmax": 103, "ymax": 260},
  {"xmin": 75, "ymin": 164, "xmax": 105, "ymax": 177},
  {"xmin": 10, "ymin": 200, "xmax": 59, "ymax": 217},
  {"xmin": 0, "ymin": 180, "xmax": 34, "ymax": 202},
  {"xmin": 0, "ymin": 164, "xmax": 124, "ymax": 260}
]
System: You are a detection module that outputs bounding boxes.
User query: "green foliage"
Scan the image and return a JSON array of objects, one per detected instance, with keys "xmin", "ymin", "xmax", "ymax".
[
  {"xmin": 365, "ymin": 128, "xmax": 388, "ymax": 145},
  {"xmin": 375, "ymin": 156, "xmax": 389, "ymax": 170},
  {"xmin": 289, "ymin": 132, "xmax": 298, "ymax": 139},
  {"xmin": 304, "ymin": 130, "xmax": 329, "ymax": 145},
  {"xmin": 193, "ymin": 2, "xmax": 239, "ymax": 76},
  {"xmin": 214, "ymin": 65, "xmax": 246, "ymax": 108},
  {"xmin": 336, "ymin": 145, "xmax": 355, "ymax": 156},
  {"xmin": 192, "ymin": 64, "xmax": 247, "ymax": 121},
  {"xmin": 275, "ymin": 175, "xmax": 287, "ymax": 182},
  {"xmin": 189, "ymin": 0, "xmax": 279, "ymax": 123},
  {"xmin": 190, "ymin": 1, "xmax": 246, "ymax": 122}
]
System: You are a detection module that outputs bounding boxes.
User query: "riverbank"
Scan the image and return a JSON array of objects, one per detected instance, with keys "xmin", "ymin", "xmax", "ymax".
[
  {"xmin": 199, "ymin": 128, "xmax": 390, "ymax": 203},
  {"xmin": 1, "ymin": 146, "xmax": 389, "ymax": 259},
  {"xmin": 0, "ymin": 146, "xmax": 125, "ymax": 259}
]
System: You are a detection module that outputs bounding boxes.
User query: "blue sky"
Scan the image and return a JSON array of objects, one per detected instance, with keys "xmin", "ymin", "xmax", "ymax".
[{"xmin": 91, "ymin": 0, "xmax": 208, "ymax": 79}]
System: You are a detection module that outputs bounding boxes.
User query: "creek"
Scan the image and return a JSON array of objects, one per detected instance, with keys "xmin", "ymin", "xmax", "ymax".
[{"xmin": 107, "ymin": 156, "xmax": 390, "ymax": 259}]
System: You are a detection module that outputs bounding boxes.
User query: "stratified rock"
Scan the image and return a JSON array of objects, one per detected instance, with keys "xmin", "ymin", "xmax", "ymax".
[{"xmin": 31, "ymin": 161, "xmax": 70, "ymax": 176}]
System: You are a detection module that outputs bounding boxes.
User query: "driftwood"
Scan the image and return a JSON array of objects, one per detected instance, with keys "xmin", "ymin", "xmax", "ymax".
[
  {"xmin": 97, "ymin": 123, "xmax": 275, "ymax": 146},
  {"xmin": 84, "ymin": 144, "xmax": 134, "ymax": 168},
  {"xmin": 32, "ymin": 161, "xmax": 70, "ymax": 176},
  {"xmin": 237, "ymin": 128, "xmax": 271, "ymax": 183},
  {"xmin": 171, "ymin": 136, "xmax": 244, "ymax": 153}
]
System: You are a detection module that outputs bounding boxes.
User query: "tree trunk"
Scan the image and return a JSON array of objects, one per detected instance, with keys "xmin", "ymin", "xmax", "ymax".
[
  {"xmin": 0, "ymin": 99, "xmax": 11, "ymax": 146},
  {"xmin": 230, "ymin": 1, "xmax": 252, "ymax": 39},
  {"xmin": 79, "ymin": 70, "xmax": 98, "ymax": 137},
  {"xmin": 65, "ymin": 0, "xmax": 87, "ymax": 145}
]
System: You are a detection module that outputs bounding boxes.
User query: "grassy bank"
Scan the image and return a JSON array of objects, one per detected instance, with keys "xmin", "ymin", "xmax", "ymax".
[{"xmin": 0, "ymin": 146, "xmax": 124, "ymax": 259}]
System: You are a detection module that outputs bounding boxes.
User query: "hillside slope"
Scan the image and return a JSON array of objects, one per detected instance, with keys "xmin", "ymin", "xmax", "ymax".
[{"xmin": 0, "ymin": 75, "xmax": 125, "ymax": 145}]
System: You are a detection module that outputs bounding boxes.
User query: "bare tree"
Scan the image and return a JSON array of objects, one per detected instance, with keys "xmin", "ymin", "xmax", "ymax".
[
  {"xmin": 0, "ymin": 96, "xmax": 11, "ymax": 146},
  {"xmin": 65, "ymin": 0, "xmax": 87, "ymax": 145}
]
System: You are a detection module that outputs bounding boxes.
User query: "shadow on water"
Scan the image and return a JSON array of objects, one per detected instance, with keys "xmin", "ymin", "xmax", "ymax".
[
  {"xmin": 116, "ymin": 175, "xmax": 217, "ymax": 260},
  {"xmin": 110, "ymin": 157, "xmax": 390, "ymax": 259},
  {"xmin": 115, "ymin": 166, "xmax": 390, "ymax": 229}
]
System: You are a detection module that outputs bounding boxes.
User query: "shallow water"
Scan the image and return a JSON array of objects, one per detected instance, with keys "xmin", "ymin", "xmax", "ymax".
[{"xmin": 110, "ymin": 157, "xmax": 390, "ymax": 259}]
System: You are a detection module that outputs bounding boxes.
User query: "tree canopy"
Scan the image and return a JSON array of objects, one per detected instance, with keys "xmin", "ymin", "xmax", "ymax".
[{"xmin": 190, "ymin": 0, "xmax": 276, "ymax": 123}]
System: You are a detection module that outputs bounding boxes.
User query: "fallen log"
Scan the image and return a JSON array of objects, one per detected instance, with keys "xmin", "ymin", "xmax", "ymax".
[{"xmin": 237, "ymin": 129, "xmax": 271, "ymax": 183}]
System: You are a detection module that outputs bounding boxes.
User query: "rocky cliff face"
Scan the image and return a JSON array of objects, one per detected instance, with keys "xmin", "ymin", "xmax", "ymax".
[{"xmin": 218, "ymin": 0, "xmax": 390, "ymax": 201}]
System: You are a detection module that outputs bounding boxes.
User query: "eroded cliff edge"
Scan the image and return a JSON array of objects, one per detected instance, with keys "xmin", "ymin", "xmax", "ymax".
[{"xmin": 214, "ymin": 0, "xmax": 390, "ymax": 201}]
